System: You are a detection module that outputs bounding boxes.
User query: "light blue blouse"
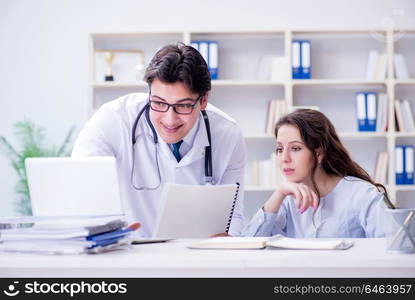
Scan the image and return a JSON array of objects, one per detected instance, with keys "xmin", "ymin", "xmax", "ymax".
[{"xmin": 242, "ymin": 176, "xmax": 387, "ymax": 238}]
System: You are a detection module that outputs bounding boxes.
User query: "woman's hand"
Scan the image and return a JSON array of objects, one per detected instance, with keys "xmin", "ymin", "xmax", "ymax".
[{"xmin": 263, "ymin": 182, "xmax": 319, "ymax": 214}]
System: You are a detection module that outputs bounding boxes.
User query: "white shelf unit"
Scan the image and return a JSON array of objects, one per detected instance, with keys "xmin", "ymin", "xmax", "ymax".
[
  {"xmin": 392, "ymin": 29, "xmax": 415, "ymax": 208},
  {"xmin": 89, "ymin": 29, "xmax": 415, "ymax": 216}
]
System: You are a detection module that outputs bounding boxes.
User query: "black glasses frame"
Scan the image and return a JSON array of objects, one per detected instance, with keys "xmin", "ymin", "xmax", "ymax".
[{"xmin": 148, "ymin": 95, "xmax": 203, "ymax": 115}]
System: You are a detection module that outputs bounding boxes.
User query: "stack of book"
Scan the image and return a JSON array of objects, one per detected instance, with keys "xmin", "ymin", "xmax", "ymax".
[
  {"xmin": 395, "ymin": 99, "xmax": 415, "ymax": 132},
  {"xmin": 265, "ymin": 99, "xmax": 287, "ymax": 135},
  {"xmin": 0, "ymin": 216, "xmax": 140, "ymax": 254},
  {"xmin": 366, "ymin": 51, "xmax": 411, "ymax": 80}
]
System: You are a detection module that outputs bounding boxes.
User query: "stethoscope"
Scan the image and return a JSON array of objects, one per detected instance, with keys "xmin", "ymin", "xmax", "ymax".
[{"xmin": 130, "ymin": 102, "xmax": 213, "ymax": 190}]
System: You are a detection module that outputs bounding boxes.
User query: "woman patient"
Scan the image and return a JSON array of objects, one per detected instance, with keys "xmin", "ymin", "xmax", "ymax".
[{"xmin": 243, "ymin": 109, "xmax": 387, "ymax": 238}]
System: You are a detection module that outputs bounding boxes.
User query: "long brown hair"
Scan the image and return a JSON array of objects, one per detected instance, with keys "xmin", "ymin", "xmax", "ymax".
[{"xmin": 275, "ymin": 109, "xmax": 388, "ymax": 200}]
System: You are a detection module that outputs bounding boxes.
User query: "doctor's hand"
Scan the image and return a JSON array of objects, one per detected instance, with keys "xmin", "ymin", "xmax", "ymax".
[
  {"xmin": 209, "ymin": 232, "xmax": 231, "ymax": 238},
  {"xmin": 263, "ymin": 182, "xmax": 319, "ymax": 214}
]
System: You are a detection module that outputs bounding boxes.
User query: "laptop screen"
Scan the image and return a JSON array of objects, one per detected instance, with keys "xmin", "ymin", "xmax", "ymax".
[{"xmin": 25, "ymin": 157, "xmax": 124, "ymax": 217}]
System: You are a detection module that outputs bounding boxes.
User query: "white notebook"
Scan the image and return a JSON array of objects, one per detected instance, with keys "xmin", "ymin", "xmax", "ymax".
[
  {"xmin": 153, "ymin": 183, "xmax": 240, "ymax": 238},
  {"xmin": 189, "ymin": 235, "xmax": 354, "ymax": 250}
]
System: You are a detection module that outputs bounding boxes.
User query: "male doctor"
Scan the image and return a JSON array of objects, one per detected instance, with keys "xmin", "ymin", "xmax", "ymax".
[{"xmin": 72, "ymin": 43, "xmax": 246, "ymax": 237}]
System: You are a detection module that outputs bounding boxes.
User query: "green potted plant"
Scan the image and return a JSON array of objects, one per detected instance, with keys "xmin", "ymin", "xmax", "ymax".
[{"xmin": 0, "ymin": 119, "xmax": 75, "ymax": 215}]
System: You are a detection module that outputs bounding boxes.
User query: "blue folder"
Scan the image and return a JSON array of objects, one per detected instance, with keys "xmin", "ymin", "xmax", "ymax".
[{"xmin": 396, "ymin": 145, "xmax": 405, "ymax": 185}]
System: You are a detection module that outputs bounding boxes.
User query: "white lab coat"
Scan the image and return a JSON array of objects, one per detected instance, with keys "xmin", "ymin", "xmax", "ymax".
[{"xmin": 72, "ymin": 93, "xmax": 246, "ymax": 237}]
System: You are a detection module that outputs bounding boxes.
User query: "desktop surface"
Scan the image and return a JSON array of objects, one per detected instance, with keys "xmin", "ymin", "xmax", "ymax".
[{"xmin": 0, "ymin": 238, "xmax": 414, "ymax": 278}]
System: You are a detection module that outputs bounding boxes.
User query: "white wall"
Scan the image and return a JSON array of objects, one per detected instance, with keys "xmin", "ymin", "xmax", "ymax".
[{"xmin": 1, "ymin": 0, "xmax": 414, "ymax": 216}]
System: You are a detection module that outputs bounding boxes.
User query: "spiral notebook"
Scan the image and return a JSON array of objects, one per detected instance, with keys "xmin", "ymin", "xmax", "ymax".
[{"xmin": 153, "ymin": 183, "xmax": 239, "ymax": 238}]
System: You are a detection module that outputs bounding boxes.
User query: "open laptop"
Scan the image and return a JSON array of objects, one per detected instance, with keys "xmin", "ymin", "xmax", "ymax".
[
  {"xmin": 24, "ymin": 157, "xmax": 172, "ymax": 244},
  {"xmin": 25, "ymin": 157, "xmax": 124, "ymax": 217}
]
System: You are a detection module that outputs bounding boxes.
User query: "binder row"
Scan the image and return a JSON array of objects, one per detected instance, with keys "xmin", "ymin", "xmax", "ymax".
[
  {"xmin": 191, "ymin": 40, "xmax": 219, "ymax": 79},
  {"xmin": 292, "ymin": 40, "xmax": 311, "ymax": 79},
  {"xmin": 225, "ymin": 182, "xmax": 240, "ymax": 233},
  {"xmin": 355, "ymin": 92, "xmax": 388, "ymax": 132},
  {"xmin": 396, "ymin": 145, "xmax": 414, "ymax": 185}
]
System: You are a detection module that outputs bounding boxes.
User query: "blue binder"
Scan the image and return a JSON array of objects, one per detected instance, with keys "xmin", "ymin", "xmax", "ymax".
[
  {"xmin": 405, "ymin": 145, "xmax": 414, "ymax": 184},
  {"xmin": 208, "ymin": 41, "xmax": 219, "ymax": 80},
  {"xmin": 356, "ymin": 92, "xmax": 367, "ymax": 131},
  {"xmin": 366, "ymin": 92, "xmax": 377, "ymax": 131},
  {"xmin": 292, "ymin": 40, "xmax": 301, "ymax": 79},
  {"xmin": 396, "ymin": 145, "xmax": 405, "ymax": 185}
]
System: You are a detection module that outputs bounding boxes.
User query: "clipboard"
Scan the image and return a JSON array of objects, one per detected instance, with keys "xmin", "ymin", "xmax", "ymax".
[{"xmin": 153, "ymin": 183, "xmax": 240, "ymax": 239}]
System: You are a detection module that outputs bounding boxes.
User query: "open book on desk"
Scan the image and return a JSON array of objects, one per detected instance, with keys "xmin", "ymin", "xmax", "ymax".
[{"xmin": 189, "ymin": 235, "xmax": 354, "ymax": 250}]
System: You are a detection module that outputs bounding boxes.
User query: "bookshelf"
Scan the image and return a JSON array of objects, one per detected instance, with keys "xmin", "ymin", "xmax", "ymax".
[{"xmin": 89, "ymin": 29, "xmax": 415, "ymax": 216}]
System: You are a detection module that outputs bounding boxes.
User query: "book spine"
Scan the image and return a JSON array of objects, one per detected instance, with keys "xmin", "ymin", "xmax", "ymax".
[{"xmin": 301, "ymin": 41, "xmax": 311, "ymax": 79}]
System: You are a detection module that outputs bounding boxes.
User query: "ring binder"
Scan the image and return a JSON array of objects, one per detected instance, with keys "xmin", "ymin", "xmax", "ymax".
[
  {"xmin": 225, "ymin": 182, "xmax": 240, "ymax": 233},
  {"xmin": 154, "ymin": 183, "xmax": 240, "ymax": 238}
]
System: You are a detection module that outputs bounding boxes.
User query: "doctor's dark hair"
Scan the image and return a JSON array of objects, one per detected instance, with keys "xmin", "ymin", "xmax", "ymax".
[
  {"xmin": 143, "ymin": 43, "xmax": 211, "ymax": 96},
  {"xmin": 275, "ymin": 109, "xmax": 388, "ymax": 200}
]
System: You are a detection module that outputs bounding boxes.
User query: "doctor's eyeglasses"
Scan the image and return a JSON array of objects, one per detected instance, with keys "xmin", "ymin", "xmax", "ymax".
[{"xmin": 149, "ymin": 95, "xmax": 203, "ymax": 115}]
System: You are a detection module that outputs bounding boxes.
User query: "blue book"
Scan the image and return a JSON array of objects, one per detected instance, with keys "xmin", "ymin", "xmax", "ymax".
[
  {"xmin": 396, "ymin": 145, "xmax": 405, "ymax": 185},
  {"xmin": 404, "ymin": 145, "xmax": 414, "ymax": 184},
  {"xmin": 300, "ymin": 41, "xmax": 311, "ymax": 79},
  {"xmin": 292, "ymin": 40, "xmax": 301, "ymax": 79}
]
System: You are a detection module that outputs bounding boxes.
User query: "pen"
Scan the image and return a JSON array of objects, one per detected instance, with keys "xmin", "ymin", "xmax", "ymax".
[{"xmin": 87, "ymin": 222, "xmax": 141, "ymax": 243}]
